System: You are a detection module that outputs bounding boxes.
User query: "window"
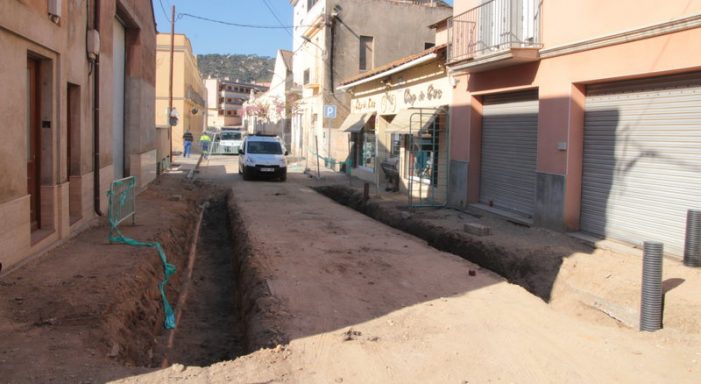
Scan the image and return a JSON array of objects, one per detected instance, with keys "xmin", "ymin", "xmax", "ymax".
[
  {"xmin": 219, "ymin": 97, "xmax": 224, "ymax": 103},
  {"xmin": 390, "ymin": 133, "xmax": 401, "ymax": 158},
  {"xmin": 359, "ymin": 36, "xmax": 374, "ymax": 71},
  {"xmin": 247, "ymin": 141, "xmax": 283, "ymax": 155},
  {"xmin": 227, "ymin": 111, "xmax": 232, "ymax": 116},
  {"xmin": 227, "ymin": 98, "xmax": 232, "ymax": 102},
  {"xmin": 425, "ymin": 42, "xmax": 435, "ymax": 49},
  {"xmin": 303, "ymin": 69, "xmax": 310, "ymax": 85},
  {"xmin": 218, "ymin": 110, "xmax": 224, "ymax": 115},
  {"xmin": 307, "ymin": 0, "xmax": 319, "ymax": 10}
]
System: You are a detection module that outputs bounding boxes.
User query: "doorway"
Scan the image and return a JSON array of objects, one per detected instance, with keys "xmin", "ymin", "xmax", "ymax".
[{"xmin": 27, "ymin": 58, "xmax": 41, "ymax": 230}]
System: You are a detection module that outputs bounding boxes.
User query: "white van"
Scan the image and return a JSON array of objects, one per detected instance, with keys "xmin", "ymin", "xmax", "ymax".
[
  {"xmin": 217, "ymin": 128, "xmax": 243, "ymax": 154},
  {"xmin": 238, "ymin": 135, "xmax": 288, "ymax": 181}
]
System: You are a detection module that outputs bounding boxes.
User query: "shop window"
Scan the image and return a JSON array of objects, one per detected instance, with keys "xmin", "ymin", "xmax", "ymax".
[{"xmin": 408, "ymin": 116, "xmax": 440, "ymax": 186}]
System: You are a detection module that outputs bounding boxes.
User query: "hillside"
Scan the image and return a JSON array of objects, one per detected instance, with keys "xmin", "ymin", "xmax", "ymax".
[{"xmin": 198, "ymin": 54, "xmax": 275, "ymax": 83}]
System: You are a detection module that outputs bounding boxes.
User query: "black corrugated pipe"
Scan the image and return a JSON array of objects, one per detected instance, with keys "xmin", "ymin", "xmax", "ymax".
[
  {"xmin": 92, "ymin": 0, "xmax": 103, "ymax": 216},
  {"xmin": 684, "ymin": 209, "xmax": 701, "ymax": 267},
  {"xmin": 640, "ymin": 241, "xmax": 663, "ymax": 331}
]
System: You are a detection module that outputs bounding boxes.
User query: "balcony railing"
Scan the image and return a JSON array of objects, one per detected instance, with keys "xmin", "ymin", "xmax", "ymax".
[{"xmin": 448, "ymin": 0, "xmax": 542, "ymax": 63}]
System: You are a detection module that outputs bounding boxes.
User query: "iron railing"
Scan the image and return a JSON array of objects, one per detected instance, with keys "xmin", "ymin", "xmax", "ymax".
[{"xmin": 448, "ymin": 0, "xmax": 542, "ymax": 63}]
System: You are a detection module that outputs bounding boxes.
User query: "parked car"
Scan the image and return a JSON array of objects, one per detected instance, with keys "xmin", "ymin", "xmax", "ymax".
[{"xmin": 238, "ymin": 134, "xmax": 287, "ymax": 181}]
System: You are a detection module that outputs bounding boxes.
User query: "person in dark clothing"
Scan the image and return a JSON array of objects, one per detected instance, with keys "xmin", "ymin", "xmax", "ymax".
[{"xmin": 182, "ymin": 130, "xmax": 194, "ymax": 157}]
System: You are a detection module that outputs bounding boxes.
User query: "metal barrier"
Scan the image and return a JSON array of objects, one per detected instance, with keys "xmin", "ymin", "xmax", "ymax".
[{"xmin": 107, "ymin": 176, "xmax": 136, "ymax": 230}]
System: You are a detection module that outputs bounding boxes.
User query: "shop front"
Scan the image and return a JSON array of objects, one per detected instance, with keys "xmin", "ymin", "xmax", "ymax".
[{"xmin": 337, "ymin": 46, "xmax": 450, "ymax": 206}]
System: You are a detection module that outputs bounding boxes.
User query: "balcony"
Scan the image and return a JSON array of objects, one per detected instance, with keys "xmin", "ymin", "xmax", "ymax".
[{"xmin": 447, "ymin": 0, "xmax": 542, "ymax": 72}]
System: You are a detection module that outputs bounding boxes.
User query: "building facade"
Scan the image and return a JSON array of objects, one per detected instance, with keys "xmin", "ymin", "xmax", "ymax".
[
  {"xmin": 338, "ymin": 45, "xmax": 451, "ymax": 206},
  {"xmin": 289, "ymin": 0, "xmax": 452, "ymax": 169},
  {"xmin": 205, "ymin": 78, "xmax": 267, "ymax": 129},
  {"xmin": 447, "ymin": 0, "xmax": 701, "ymax": 256},
  {"xmin": 155, "ymin": 34, "xmax": 207, "ymax": 157},
  {"xmin": 242, "ymin": 50, "xmax": 295, "ymax": 148},
  {"xmin": 0, "ymin": 0, "xmax": 158, "ymax": 272}
]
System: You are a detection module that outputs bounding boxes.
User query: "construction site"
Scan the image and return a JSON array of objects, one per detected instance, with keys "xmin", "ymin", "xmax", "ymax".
[{"xmin": 0, "ymin": 156, "xmax": 699, "ymax": 383}]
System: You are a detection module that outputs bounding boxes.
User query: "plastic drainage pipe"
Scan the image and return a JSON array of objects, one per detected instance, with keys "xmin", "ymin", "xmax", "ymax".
[
  {"xmin": 640, "ymin": 241, "xmax": 663, "ymax": 332},
  {"xmin": 683, "ymin": 209, "xmax": 701, "ymax": 268}
]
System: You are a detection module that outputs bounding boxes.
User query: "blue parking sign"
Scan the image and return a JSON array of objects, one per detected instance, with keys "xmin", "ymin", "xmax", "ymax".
[{"xmin": 324, "ymin": 104, "xmax": 337, "ymax": 119}]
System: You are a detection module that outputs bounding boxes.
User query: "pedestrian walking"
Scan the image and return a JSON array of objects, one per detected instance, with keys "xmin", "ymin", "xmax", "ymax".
[
  {"xmin": 200, "ymin": 132, "xmax": 212, "ymax": 158},
  {"xmin": 182, "ymin": 130, "xmax": 194, "ymax": 158}
]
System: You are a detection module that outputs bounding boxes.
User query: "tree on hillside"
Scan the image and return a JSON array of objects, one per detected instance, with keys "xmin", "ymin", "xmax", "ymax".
[{"xmin": 197, "ymin": 54, "xmax": 275, "ymax": 83}]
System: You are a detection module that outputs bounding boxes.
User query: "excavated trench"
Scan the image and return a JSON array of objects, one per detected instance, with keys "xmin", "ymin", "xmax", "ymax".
[
  {"xmin": 314, "ymin": 185, "xmax": 565, "ymax": 301},
  {"xmin": 105, "ymin": 189, "xmax": 276, "ymax": 369}
]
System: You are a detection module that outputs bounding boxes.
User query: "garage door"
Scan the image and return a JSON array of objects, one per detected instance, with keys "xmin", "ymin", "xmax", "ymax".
[
  {"xmin": 480, "ymin": 90, "xmax": 538, "ymax": 218},
  {"xmin": 582, "ymin": 72, "xmax": 701, "ymax": 256}
]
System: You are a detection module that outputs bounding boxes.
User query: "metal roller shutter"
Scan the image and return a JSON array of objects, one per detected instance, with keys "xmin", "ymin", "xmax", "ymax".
[
  {"xmin": 582, "ymin": 72, "xmax": 701, "ymax": 256},
  {"xmin": 480, "ymin": 90, "xmax": 538, "ymax": 217}
]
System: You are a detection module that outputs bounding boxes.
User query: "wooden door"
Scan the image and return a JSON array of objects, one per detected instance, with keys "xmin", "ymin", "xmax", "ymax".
[{"xmin": 27, "ymin": 58, "xmax": 41, "ymax": 230}]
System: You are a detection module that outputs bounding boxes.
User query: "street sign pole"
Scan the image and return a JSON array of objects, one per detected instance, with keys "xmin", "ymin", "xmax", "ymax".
[{"xmin": 323, "ymin": 104, "xmax": 336, "ymax": 170}]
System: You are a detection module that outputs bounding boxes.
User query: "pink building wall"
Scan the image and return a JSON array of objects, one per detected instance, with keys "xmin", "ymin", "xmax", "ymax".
[{"xmin": 448, "ymin": 0, "xmax": 701, "ymax": 230}]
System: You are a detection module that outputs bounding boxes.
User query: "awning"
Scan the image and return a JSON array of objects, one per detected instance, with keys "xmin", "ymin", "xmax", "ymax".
[
  {"xmin": 339, "ymin": 112, "xmax": 374, "ymax": 133},
  {"xmin": 386, "ymin": 108, "xmax": 443, "ymax": 134}
]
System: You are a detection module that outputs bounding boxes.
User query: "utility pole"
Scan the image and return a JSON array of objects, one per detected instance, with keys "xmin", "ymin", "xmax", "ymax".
[{"xmin": 168, "ymin": 5, "xmax": 176, "ymax": 162}]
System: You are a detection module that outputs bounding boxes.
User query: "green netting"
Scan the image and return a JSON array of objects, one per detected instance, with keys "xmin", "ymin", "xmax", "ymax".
[{"xmin": 107, "ymin": 177, "xmax": 176, "ymax": 329}]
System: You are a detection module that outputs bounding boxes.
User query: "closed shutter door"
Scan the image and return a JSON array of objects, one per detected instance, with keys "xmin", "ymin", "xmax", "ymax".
[
  {"xmin": 480, "ymin": 90, "xmax": 538, "ymax": 217},
  {"xmin": 582, "ymin": 72, "xmax": 701, "ymax": 256}
]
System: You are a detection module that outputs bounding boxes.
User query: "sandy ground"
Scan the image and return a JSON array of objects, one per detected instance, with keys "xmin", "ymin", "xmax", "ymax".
[
  {"xmin": 2, "ymin": 156, "xmax": 699, "ymax": 383},
  {"xmin": 114, "ymin": 157, "xmax": 701, "ymax": 383}
]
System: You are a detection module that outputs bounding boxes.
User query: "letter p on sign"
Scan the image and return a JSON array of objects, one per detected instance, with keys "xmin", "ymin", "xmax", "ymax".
[{"xmin": 324, "ymin": 104, "xmax": 337, "ymax": 119}]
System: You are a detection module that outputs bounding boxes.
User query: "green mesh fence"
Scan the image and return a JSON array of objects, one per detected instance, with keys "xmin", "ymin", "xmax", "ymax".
[{"xmin": 107, "ymin": 176, "xmax": 176, "ymax": 329}]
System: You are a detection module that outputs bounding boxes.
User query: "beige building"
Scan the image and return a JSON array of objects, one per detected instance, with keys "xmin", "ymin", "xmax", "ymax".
[
  {"xmin": 447, "ymin": 0, "xmax": 701, "ymax": 256},
  {"xmin": 156, "ymin": 34, "xmax": 207, "ymax": 157},
  {"xmin": 0, "ymin": 1, "xmax": 158, "ymax": 272},
  {"xmin": 205, "ymin": 79, "xmax": 267, "ymax": 129},
  {"xmin": 242, "ymin": 50, "xmax": 295, "ymax": 148},
  {"xmin": 289, "ymin": 0, "xmax": 452, "ymax": 170}
]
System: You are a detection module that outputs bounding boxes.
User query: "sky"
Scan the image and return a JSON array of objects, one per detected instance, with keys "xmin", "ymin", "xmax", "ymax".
[{"xmin": 153, "ymin": 0, "xmax": 452, "ymax": 58}]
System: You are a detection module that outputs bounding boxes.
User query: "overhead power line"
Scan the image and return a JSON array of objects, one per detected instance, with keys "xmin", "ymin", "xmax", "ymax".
[
  {"xmin": 157, "ymin": 0, "xmax": 171, "ymax": 22},
  {"xmin": 178, "ymin": 13, "xmax": 302, "ymax": 29},
  {"xmin": 261, "ymin": 0, "xmax": 293, "ymax": 36}
]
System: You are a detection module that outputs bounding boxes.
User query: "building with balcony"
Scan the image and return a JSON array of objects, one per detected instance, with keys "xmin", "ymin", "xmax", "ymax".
[
  {"xmin": 156, "ymin": 33, "xmax": 207, "ymax": 157},
  {"xmin": 205, "ymin": 78, "xmax": 268, "ymax": 128},
  {"xmin": 289, "ymin": 0, "xmax": 452, "ymax": 169},
  {"xmin": 0, "ymin": 1, "xmax": 158, "ymax": 272},
  {"xmin": 447, "ymin": 0, "xmax": 701, "ymax": 257}
]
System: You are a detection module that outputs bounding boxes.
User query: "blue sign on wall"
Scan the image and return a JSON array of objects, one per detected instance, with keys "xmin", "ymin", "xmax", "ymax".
[{"xmin": 323, "ymin": 104, "xmax": 337, "ymax": 119}]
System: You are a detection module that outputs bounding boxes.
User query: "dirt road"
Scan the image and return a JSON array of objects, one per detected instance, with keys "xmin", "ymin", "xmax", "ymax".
[{"xmin": 116, "ymin": 161, "xmax": 701, "ymax": 383}]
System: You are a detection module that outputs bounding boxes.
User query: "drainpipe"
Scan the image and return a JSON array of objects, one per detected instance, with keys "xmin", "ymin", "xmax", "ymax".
[
  {"xmin": 329, "ymin": 14, "xmax": 336, "ymax": 91},
  {"xmin": 92, "ymin": 0, "xmax": 103, "ymax": 216}
]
